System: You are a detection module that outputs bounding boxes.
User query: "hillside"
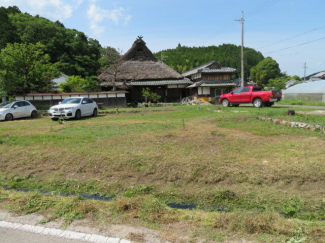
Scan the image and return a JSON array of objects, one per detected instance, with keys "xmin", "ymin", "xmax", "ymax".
[
  {"xmin": 0, "ymin": 6, "xmax": 102, "ymax": 77},
  {"xmin": 154, "ymin": 44, "xmax": 265, "ymax": 79}
]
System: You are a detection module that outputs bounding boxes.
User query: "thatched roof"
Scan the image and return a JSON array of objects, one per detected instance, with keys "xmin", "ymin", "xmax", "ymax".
[
  {"xmin": 98, "ymin": 38, "xmax": 183, "ymax": 82},
  {"xmin": 101, "ymin": 78, "xmax": 192, "ymax": 87}
]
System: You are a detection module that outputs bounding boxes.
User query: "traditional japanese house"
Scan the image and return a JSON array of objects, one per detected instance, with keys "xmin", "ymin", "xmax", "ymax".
[
  {"xmin": 98, "ymin": 37, "xmax": 192, "ymax": 103},
  {"xmin": 182, "ymin": 60, "xmax": 237, "ymax": 103}
]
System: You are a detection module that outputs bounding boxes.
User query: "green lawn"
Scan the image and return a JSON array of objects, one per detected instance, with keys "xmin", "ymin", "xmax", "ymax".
[
  {"xmin": 0, "ymin": 105, "xmax": 324, "ymax": 242},
  {"xmin": 278, "ymin": 98, "xmax": 325, "ymax": 107}
]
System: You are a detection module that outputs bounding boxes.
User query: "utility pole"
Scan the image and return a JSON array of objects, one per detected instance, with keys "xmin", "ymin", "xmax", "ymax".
[
  {"xmin": 235, "ymin": 11, "xmax": 245, "ymax": 87},
  {"xmin": 303, "ymin": 62, "xmax": 308, "ymax": 81},
  {"xmin": 161, "ymin": 52, "xmax": 168, "ymax": 62}
]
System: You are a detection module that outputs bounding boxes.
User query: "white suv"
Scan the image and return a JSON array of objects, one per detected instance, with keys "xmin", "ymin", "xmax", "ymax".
[
  {"xmin": 48, "ymin": 97, "xmax": 98, "ymax": 121},
  {"xmin": 0, "ymin": 100, "xmax": 38, "ymax": 121}
]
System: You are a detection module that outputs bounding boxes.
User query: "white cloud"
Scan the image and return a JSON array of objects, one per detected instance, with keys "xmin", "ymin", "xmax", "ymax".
[
  {"xmin": 87, "ymin": 2, "xmax": 131, "ymax": 36},
  {"xmin": 0, "ymin": 0, "xmax": 81, "ymax": 20}
]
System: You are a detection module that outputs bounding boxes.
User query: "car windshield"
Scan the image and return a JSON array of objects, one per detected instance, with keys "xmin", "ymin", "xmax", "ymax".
[
  {"xmin": 61, "ymin": 98, "xmax": 81, "ymax": 104},
  {"xmin": 0, "ymin": 101, "xmax": 14, "ymax": 108}
]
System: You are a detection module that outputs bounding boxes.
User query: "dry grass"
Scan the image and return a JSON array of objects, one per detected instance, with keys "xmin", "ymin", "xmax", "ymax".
[{"xmin": 1, "ymin": 106, "xmax": 325, "ymax": 242}]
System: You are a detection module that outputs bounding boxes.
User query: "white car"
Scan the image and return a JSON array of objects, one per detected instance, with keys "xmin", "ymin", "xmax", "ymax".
[
  {"xmin": 48, "ymin": 97, "xmax": 98, "ymax": 121},
  {"xmin": 0, "ymin": 100, "xmax": 38, "ymax": 121}
]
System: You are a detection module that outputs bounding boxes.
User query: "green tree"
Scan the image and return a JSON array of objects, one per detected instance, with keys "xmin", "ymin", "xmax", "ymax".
[
  {"xmin": 59, "ymin": 76, "xmax": 85, "ymax": 93},
  {"xmin": 142, "ymin": 87, "xmax": 151, "ymax": 103},
  {"xmin": 83, "ymin": 76, "xmax": 102, "ymax": 92},
  {"xmin": 0, "ymin": 7, "xmax": 19, "ymax": 50},
  {"xmin": 154, "ymin": 44, "xmax": 264, "ymax": 79},
  {"xmin": 59, "ymin": 75, "xmax": 101, "ymax": 93},
  {"xmin": 250, "ymin": 57, "xmax": 281, "ymax": 86},
  {"xmin": 98, "ymin": 47, "xmax": 121, "ymax": 69},
  {"xmin": 0, "ymin": 42, "xmax": 59, "ymax": 96},
  {"xmin": 141, "ymin": 88, "xmax": 161, "ymax": 103},
  {"xmin": 8, "ymin": 11, "xmax": 102, "ymax": 77},
  {"xmin": 268, "ymin": 75, "xmax": 302, "ymax": 90},
  {"xmin": 267, "ymin": 76, "xmax": 289, "ymax": 90}
]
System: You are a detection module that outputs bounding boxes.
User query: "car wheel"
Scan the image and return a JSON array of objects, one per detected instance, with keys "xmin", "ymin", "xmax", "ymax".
[
  {"xmin": 51, "ymin": 118, "xmax": 59, "ymax": 121},
  {"xmin": 92, "ymin": 108, "xmax": 98, "ymax": 117},
  {"xmin": 31, "ymin": 110, "xmax": 38, "ymax": 118},
  {"xmin": 253, "ymin": 98, "xmax": 264, "ymax": 108},
  {"xmin": 75, "ymin": 109, "xmax": 81, "ymax": 120},
  {"xmin": 222, "ymin": 99, "xmax": 229, "ymax": 107},
  {"xmin": 5, "ymin": 113, "xmax": 13, "ymax": 121}
]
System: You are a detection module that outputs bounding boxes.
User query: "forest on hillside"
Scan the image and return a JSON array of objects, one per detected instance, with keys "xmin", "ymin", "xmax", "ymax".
[
  {"xmin": 0, "ymin": 5, "xmax": 292, "ymax": 96},
  {"xmin": 154, "ymin": 44, "xmax": 265, "ymax": 79},
  {"xmin": 0, "ymin": 6, "xmax": 102, "ymax": 77}
]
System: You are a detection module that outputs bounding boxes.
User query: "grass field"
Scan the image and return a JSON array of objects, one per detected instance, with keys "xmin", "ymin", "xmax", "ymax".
[
  {"xmin": 0, "ymin": 105, "xmax": 324, "ymax": 242},
  {"xmin": 278, "ymin": 98, "xmax": 325, "ymax": 107}
]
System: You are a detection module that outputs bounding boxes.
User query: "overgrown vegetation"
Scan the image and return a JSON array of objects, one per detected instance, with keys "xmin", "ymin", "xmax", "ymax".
[
  {"xmin": 278, "ymin": 98, "xmax": 325, "ymax": 107},
  {"xmin": 142, "ymin": 87, "xmax": 161, "ymax": 103},
  {"xmin": 0, "ymin": 105, "xmax": 325, "ymax": 242},
  {"xmin": 154, "ymin": 43, "xmax": 264, "ymax": 78}
]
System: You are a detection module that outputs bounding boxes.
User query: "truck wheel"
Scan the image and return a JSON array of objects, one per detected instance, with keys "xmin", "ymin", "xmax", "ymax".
[
  {"xmin": 253, "ymin": 98, "xmax": 264, "ymax": 108},
  {"xmin": 222, "ymin": 99, "xmax": 229, "ymax": 107}
]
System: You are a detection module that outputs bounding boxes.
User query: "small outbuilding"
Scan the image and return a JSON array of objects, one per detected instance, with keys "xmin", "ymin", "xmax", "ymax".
[{"xmin": 282, "ymin": 79, "xmax": 325, "ymax": 102}]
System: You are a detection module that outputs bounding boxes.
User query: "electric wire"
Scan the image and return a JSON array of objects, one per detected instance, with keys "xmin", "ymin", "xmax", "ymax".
[
  {"xmin": 259, "ymin": 25, "xmax": 325, "ymax": 49},
  {"xmin": 246, "ymin": 0, "xmax": 281, "ymax": 19},
  {"xmin": 265, "ymin": 36, "xmax": 325, "ymax": 54}
]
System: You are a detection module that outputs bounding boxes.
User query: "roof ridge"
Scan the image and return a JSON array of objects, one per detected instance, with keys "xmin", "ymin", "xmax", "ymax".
[
  {"xmin": 182, "ymin": 60, "xmax": 216, "ymax": 75},
  {"xmin": 120, "ymin": 38, "xmax": 158, "ymax": 62}
]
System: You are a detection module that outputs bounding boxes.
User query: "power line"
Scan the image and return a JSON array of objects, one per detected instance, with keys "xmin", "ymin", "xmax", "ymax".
[
  {"xmin": 203, "ymin": 0, "xmax": 281, "ymax": 45},
  {"xmin": 246, "ymin": 0, "xmax": 276, "ymax": 14},
  {"xmin": 259, "ymin": 25, "xmax": 325, "ymax": 49},
  {"xmin": 265, "ymin": 36, "xmax": 325, "ymax": 54},
  {"xmin": 246, "ymin": 0, "xmax": 281, "ymax": 19}
]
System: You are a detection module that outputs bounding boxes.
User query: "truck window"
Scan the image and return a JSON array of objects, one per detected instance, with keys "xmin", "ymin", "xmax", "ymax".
[
  {"xmin": 253, "ymin": 87, "xmax": 262, "ymax": 92},
  {"xmin": 242, "ymin": 87, "xmax": 250, "ymax": 92},
  {"xmin": 233, "ymin": 88, "xmax": 243, "ymax": 94}
]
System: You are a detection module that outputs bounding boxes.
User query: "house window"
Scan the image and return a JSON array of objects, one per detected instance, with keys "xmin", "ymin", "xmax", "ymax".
[
  {"xmin": 198, "ymin": 87, "xmax": 210, "ymax": 95},
  {"xmin": 215, "ymin": 88, "xmax": 227, "ymax": 97}
]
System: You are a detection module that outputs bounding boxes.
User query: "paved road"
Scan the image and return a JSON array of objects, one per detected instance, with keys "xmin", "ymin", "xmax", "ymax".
[
  {"xmin": 0, "ymin": 220, "xmax": 130, "ymax": 243},
  {"xmin": 0, "ymin": 227, "xmax": 81, "ymax": 243}
]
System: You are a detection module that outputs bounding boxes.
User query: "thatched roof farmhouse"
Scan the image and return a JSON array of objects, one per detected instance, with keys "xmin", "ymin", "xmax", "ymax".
[{"xmin": 98, "ymin": 37, "xmax": 192, "ymax": 102}]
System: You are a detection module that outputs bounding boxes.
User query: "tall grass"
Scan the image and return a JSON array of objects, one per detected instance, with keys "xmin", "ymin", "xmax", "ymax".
[{"xmin": 278, "ymin": 98, "xmax": 325, "ymax": 106}]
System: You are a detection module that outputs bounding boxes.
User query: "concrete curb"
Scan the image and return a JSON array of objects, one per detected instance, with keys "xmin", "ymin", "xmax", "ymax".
[{"xmin": 0, "ymin": 221, "xmax": 131, "ymax": 243}]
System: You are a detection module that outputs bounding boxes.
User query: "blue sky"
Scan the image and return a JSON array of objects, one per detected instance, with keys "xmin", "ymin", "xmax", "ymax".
[{"xmin": 1, "ymin": 0, "xmax": 325, "ymax": 77}]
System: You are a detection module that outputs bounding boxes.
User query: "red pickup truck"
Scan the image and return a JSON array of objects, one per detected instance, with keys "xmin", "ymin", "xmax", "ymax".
[{"xmin": 219, "ymin": 86, "xmax": 282, "ymax": 108}]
